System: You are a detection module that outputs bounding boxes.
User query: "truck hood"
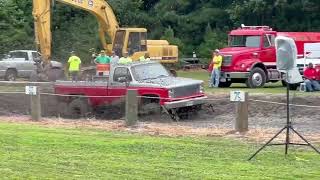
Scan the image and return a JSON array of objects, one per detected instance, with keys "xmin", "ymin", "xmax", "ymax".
[
  {"xmin": 136, "ymin": 77, "xmax": 203, "ymax": 88},
  {"xmin": 220, "ymin": 47, "xmax": 260, "ymax": 55}
]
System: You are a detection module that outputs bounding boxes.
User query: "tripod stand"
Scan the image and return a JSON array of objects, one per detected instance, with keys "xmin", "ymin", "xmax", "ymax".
[{"xmin": 249, "ymin": 78, "xmax": 320, "ymax": 160}]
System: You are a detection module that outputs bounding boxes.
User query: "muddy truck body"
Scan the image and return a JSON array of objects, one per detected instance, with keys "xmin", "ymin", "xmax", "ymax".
[
  {"xmin": 54, "ymin": 61, "xmax": 207, "ymax": 119},
  {"xmin": 218, "ymin": 25, "xmax": 320, "ymax": 88}
]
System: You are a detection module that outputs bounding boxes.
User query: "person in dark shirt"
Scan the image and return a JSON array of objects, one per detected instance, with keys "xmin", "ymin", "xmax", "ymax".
[{"xmin": 303, "ymin": 63, "xmax": 320, "ymax": 92}]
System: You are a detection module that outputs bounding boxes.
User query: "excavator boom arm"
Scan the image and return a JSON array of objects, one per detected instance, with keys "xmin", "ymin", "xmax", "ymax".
[{"xmin": 32, "ymin": 0, "xmax": 119, "ymax": 61}]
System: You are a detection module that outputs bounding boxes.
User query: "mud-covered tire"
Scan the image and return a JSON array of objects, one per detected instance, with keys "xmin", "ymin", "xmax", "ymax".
[
  {"xmin": 218, "ymin": 81, "xmax": 232, "ymax": 88},
  {"xmin": 246, "ymin": 68, "xmax": 266, "ymax": 88},
  {"xmin": 140, "ymin": 102, "xmax": 161, "ymax": 115},
  {"xmin": 57, "ymin": 102, "xmax": 69, "ymax": 118},
  {"xmin": 68, "ymin": 98, "xmax": 90, "ymax": 119},
  {"xmin": 5, "ymin": 69, "xmax": 17, "ymax": 81}
]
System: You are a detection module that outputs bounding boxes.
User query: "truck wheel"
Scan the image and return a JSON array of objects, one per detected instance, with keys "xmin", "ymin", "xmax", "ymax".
[
  {"xmin": 246, "ymin": 68, "xmax": 266, "ymax": 88},
  {"xmin": 68, "ymin": 98, "xmax": 90, "ymax": 119},
  {"xmin": 5, "ymin": 69, "xmax": 17, "ymax": 81},
  {"xmin": 139, "ymin": 96, "xmax": 160, "ymax": 115},
  {"xmin": 57, "ymin": 102, "xmax": 69, "ymax": 118},
  {"xmin": 219, "ymin": 81, "xmax": 232, "ymax": 87}
]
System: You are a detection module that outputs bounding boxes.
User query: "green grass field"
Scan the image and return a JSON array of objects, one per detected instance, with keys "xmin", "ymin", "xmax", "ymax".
[{"xmin": 0, "ymin": 122, "xmax": 319, "ymax": 179}]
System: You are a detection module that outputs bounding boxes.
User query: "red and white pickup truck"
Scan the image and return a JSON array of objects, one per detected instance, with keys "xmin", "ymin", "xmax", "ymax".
[{"xmin": 54, "ymin": 61, "xmax": 207, "ymax": 119}]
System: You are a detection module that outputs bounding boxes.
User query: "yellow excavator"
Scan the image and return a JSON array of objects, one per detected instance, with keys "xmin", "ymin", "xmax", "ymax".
[{"xmin": 32, "ymin": 0, "xmax": 178, "ymax": 68}]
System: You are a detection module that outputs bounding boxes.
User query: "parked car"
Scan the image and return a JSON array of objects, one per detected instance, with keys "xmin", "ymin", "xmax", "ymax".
[{"xmin": 0, "ymin": 50, "xmax": 63, "ymax": 81}]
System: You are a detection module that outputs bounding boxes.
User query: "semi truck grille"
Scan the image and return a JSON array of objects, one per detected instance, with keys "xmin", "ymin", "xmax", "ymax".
[
  {"xmin": 172, "ymin": 84, "xmax": 200, "ymax": 98},
  {"xmin": 222, "ymin": 55, "xmax": 232, "ymax": 66}
]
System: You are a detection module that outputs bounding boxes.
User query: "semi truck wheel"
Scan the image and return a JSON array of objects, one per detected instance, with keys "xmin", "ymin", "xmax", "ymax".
[
  {"xmin": 5, "ymin": 69, "xmax": 17, "ymax": 81},
  {"xmin": 246, "ymin": 68, "xmax": 266, "ymax": 88},
  {"xmin": 68, "ymin": 98, "xmax": 90, "ymax": 119}
]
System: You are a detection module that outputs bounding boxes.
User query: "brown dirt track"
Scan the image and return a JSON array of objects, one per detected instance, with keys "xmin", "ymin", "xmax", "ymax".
[{"xmin": 0, "ymin": 92, "xmax": 319, "ymax": 144}]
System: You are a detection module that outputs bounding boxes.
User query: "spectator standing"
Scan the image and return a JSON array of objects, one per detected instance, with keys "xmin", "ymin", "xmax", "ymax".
[
  {"xmin": 111, "ymin": 50, "xmax": 120, "ymax": 65},
  {"xmin": 139, "ymin": 52, "xmax": 150, "ymax": 62},
  {"xmin": 94, "ymin": 50, "xmax": 111, "ymax": 64},
  {"xmin": 67, "ymin": 51, "xmax": 81, "ymax": 81},
  {"xmin": 209, "ymin": 49, "xmax": 223, "ymax": 87},
  {"xmin": 119, "ymin": 52, "xmax": 133, "ymax": 64}
]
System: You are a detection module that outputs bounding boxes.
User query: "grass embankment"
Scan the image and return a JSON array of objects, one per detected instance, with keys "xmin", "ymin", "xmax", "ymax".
[{"xmin": 0, "ymin": 122, "xmax": 319, "ymax": 179}]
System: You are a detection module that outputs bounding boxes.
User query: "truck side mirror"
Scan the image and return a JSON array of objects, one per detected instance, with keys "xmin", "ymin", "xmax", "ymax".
[{"xmin": 4, "ymin": 54, "xmax": 10, "ymax": 59}]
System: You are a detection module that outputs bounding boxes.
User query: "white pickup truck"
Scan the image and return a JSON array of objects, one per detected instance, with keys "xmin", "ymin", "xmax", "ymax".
[{"xmin": 0, "ymin": 50, "xmax": 63, "ymax": 81}]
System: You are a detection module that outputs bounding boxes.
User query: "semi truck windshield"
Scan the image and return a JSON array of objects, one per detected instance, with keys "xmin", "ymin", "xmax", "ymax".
[{"xmin": 229, "ymin": 35, "xmax": 261, "ymax": 48}]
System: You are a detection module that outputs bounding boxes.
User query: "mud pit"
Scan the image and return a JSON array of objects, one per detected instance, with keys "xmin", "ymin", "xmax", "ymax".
[{"xmin": 0, "ymin": 93, "xmax": 319, "ymax": 136}]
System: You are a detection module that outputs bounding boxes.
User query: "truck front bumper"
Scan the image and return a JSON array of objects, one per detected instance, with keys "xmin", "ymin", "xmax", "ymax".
[
  {"xmin": 163, "ymin": 96, "xmax": 208, "ymax": 109},
  {"xmin": 220, "ymin": 72, "xmax": 250, "ymax": 82}
]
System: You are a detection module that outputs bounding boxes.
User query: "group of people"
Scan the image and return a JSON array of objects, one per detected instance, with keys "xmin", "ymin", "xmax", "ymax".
[{"xmin": 67, "ymin": 50, "xmax": 150, "ymax": 81}]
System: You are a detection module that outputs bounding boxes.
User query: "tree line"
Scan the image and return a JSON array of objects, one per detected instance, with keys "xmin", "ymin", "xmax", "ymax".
[{"xmin": 1, "ymin": 0, "xmax": 319, "ymax": 63}]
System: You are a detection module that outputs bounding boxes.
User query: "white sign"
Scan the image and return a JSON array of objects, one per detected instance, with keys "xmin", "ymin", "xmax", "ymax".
[
  {"xmin": 230, "ymin": 91, "xmax": 245, "ymax": 102},
  {"xmin": 25, "ymin": 86, "xmax": 37, "ymax": 95}
]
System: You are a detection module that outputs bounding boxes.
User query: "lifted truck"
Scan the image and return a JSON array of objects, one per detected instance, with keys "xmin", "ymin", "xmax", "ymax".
[{"xmin": 54, "ymin": 61, "xmax": 207, "ymax": 120}]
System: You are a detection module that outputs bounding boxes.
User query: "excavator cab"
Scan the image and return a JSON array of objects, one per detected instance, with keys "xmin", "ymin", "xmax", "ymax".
[{"xmin": 112, "ymin": 28, "xmax": 147, "ymax": 60}]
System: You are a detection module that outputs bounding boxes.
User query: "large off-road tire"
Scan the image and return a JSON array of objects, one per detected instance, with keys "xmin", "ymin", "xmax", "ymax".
[
  {"xmin": 57, "ymin": 102, "xmax": 69, "ymax": 118},
  {"xmin": 246, "ymin": 67, "xmax": 266, "ymax": 88},
  {"xmin": 139, "ymin": 96, "xmax": 161, "ymax": 115},
  {"xmin": 68, "ymin": 98, "xmax": 90, "ymax": 119},
  {"xmin": 218, "ymin": 81, "xmax": 232, "ymax": 88},
  {"xmin": 5, "ymin": 69, "xmax": 17, "ymax": 81}
]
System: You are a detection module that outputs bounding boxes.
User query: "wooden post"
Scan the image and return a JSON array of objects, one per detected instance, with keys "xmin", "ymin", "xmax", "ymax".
[
  {"xmin": 125, "ymin": 89, "xmax": 138, "ymax": 126},
  {"xmin": 235, "ymin": 92, "xmax": 248, "ymax": 132},
  {"xmin": 30, "ymin": 87, "xmax": 41, "ymax": 121}
]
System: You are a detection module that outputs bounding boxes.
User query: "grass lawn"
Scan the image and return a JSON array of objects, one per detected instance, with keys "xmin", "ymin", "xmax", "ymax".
[
  {"xmin": 177, "ymin": 70, "xmax": 288, "ymax": 94},
  {"xmin": 0, "ymin": 122, "xmax": 319, "ymax": 179}
]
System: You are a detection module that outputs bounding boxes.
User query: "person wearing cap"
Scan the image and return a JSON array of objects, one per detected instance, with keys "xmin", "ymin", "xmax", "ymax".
[
  {"xmin": 67, "ymin": 51, "xmax": 81, "ymax": 81},
  {"xmin": 110, "ymin": 50, "xmax": 120, "ymax": 65},
  {"xmin": 119, "ymin": 52, "xmax": 133, "ymax": 64},
  {"xmin": 94, "ymin": 50, "xmax": 111, "ymax": 64},
  {"xmin": 303, "ymin": 62, "xmax": 320, "ymax": 92},
  {"xmin": 139, "ymin": 52, "xmax": 150, "ymax": 62},
  {"xmin": 210, "ymin": 49, "xmax": 223, "ymax": 87}
]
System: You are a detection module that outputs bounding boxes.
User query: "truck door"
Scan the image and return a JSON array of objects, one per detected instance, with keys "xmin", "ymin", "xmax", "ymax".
[
  {"xmin": 260, "ymin": 34, "xmax": 276, "ymax": 67},
  {"xmin": 109, "ymin": 67, "xmax": 132, "ymax": 104},
  {"xmin": 9, "ymin": 51, "xmax": 31, "ymax": 77}
]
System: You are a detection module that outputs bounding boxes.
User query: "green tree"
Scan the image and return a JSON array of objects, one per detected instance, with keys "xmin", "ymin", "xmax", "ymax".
[{"xmin": 197, "ymin": 24, "xmax": 227, "ymax": 58}]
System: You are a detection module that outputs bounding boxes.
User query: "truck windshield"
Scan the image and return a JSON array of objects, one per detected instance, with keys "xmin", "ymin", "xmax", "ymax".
[
  {"xmin": 131, "ymin": 63, "xmax": 170, "ymax": 81},
  {"xmin": 229, "ymin": 35, "xmax": 261, "ymax": 48}
]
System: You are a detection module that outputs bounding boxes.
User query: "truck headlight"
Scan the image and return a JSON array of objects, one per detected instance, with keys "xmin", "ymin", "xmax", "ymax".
[
  {"xmin": 200, "ymin": 84, "xmax": 204, "ymax": 93},
  {"xmin": 168, "ymin": 89, "xmax": 174, "ymax": 98}
]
